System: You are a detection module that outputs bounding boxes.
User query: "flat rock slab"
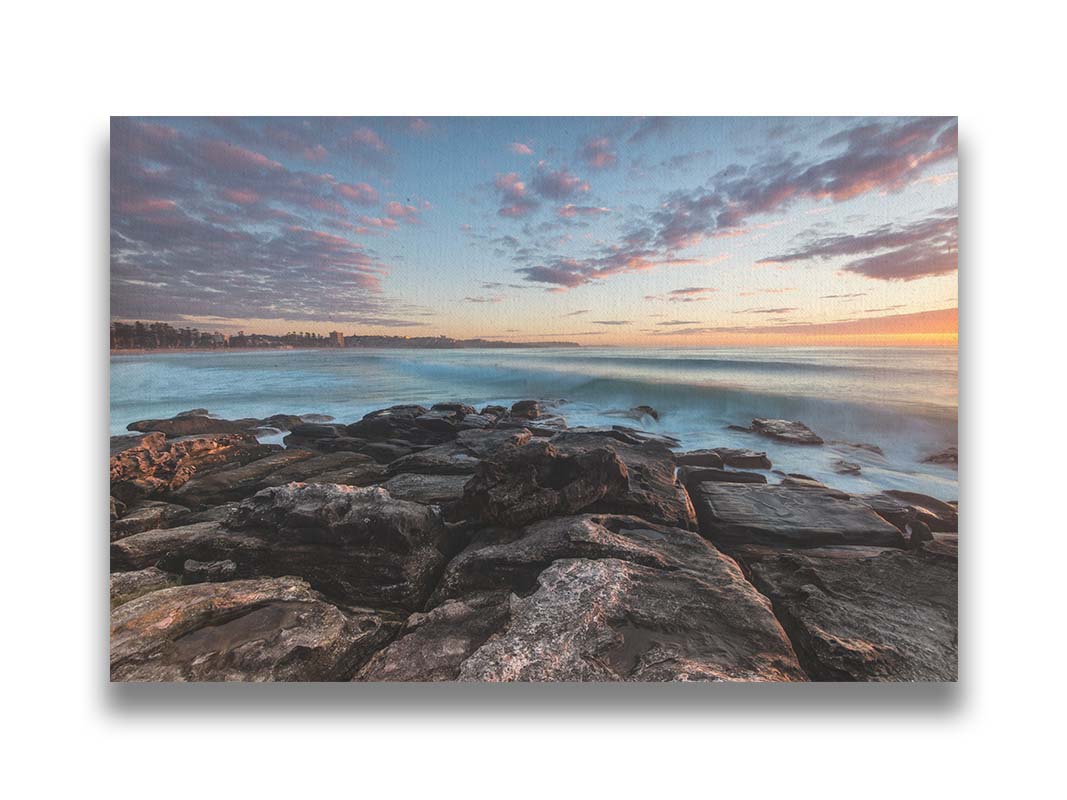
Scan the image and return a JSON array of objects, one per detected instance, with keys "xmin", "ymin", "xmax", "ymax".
[
  {"xmin": 692, "ymin": 483, "xmax": 905, "ymax": 548},
  {"xmin": 110, "ymin": 577, "xmax": 400, "ymax": 681},
  {"xmin": 860, "ymin": 491, "xmax": 958, "ymax": 532},
  {"xmin": 749, "ymin": 418, "xmax": 824, "ymax": 445},
  {"xmin": 709, "ymin": 448, "xmax": 772, "ymax": 470},
  {"xmin": 748, "ymin": 550, "xmax": 958, "ymax": 681},
  {"xmin": 110, "ymin": 500, "xmax": 191, "ymax": 540},
  {"xmin": 386, "ymin": 428, "xmax": 533, "ymax": 476},
  {"xmin": 374, "ymin": 514, "xmax": 804, "ymax": 682},
  {"xmin": 381, "ymin": 473, "xmax": 470, "ymax": 505},
  {"xmin": 110, "ymin": 566, "xmax": 180, "ymax": 608},
  {"xmin": 679, "ymin": 466, "xmax": 767, "ymax": 486}
]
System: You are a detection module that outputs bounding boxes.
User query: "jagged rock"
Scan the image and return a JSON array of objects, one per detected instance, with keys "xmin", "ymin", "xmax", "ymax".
[
  {"xmin": 110, "ymin": 566, "xmax": 180, "ymax": 608},
  {"xmin": 113, "ymin": 484, "xmax": 451, "ymax": 610},
  {"xmin": 345, "ymin": 405, "xmax": 449, "ymax": 446},
  {"xmin": 287, "ymin": 422, "xmax": 345, "ymax": 439},
  {"xmin": 431, "ymin": 402, "xmax": 476, "ymax": 415},
  {"xmin": 860, "ymin": 491, "xmax": 958, "ymax": 532},
  {"xmin": 709, "ymin": 448, "xmax": 772, "ymax": 470},
  {"xmin": 110, "ymin": 577, "xmax": 400, "ymax": 681},
  {"xmin": 359, "ymin": 441, "xmax": 416, "ymax": 463},
  {"xmin": 451, "ymin": 439, "xmax": 629, "ymax": 528},
  {"xmin": 922, "ymin": 446, "xmax": 958, "ymax": 467},
  {"xmin": 298, "ymin": 413, "xmax": 335, "ymax": 423},
  {"xmin": 679, "ymin": 466, "xmax": 767, "ymax": 486},
  {"xmin": 918, "ymin": 532, "xmax": 958, "ymax": 564},
  {"xmin": 181, "ymin": 502, "xmax": 240, "ymax": 525},
  {"xmin": 675, "ymin": 449, "xmax": 726, "ymax": 469},
  {"xmin": 110, "ymin": 496, "xmax": 126, "ymax": 522},
  {"xmin": 749, "ymin": 418, "xmax": 824, "ymax": 445},
  {"xmin": 356, "ymin": 591, "xmax": 512, "ymax": 681},
  {"xmin": 110, "ymin": 431, "xmax": 275, "ymax": 504},
  {"xmin": 906, "ymin": 519, "xmax": 934, "ymax": 549},
  {"xmin": 170, "ymin": 449, "xmax": 382, "ymax": 508},
  {"xmin": 748, "ymin": 550, "xmax": 957, "ymax": 681},
  {"xmin": 386, "ymin": 428, "xmax": 532, "ymax": 476},
  {"xmin": 381, "ymin": 473, "xmax": 470, "ymax": 505},
  {"xmin": 457, "ymin": 557, "xmax": 806, "ymax": 682},
  {"xmin": 182, "ymin": 558, "xmax": 238, "ymax": 583},
  {"xmin": 510, "ymin": 400, "xmax": 543, "ymax": 419},
  {"xmin": 457, "ymin": 413, "xmax": 494, "ymax": 430},
  {"xmin": 691, "ymin": 483, "xmax": 905, "ymax": 548},
  {"xmin": 551, "ymin": 431, "xmax": 696, "ymax": 529},
  {"xmin": 604, "ymin": 405, "xmax": 660, "ymax": 422},
  {"xmin": 833, "ymin": 460, "xmax": 862, "ymax": 475},
  {"xmin": 176, "ymin": 408, "xmax": 211, "ymax": 418},
  {"xmin": 831, "ymin": 441, "xmax": 885, "ymax": 457},
  {"xmin": 480, "ymin": 405, "xmax": 507, "ymax": 417},
  {"xmin": 110, "ymin": 500, "xmax": 191, "ymax": 540}
]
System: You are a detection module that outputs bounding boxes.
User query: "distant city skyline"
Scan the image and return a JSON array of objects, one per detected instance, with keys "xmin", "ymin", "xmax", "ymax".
[{"xmin": 111, "ymin": 116, "xmax": 958, "ymax": 346}]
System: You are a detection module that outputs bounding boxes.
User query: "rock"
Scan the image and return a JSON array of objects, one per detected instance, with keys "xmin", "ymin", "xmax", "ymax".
[
  {"xmin": 298, "ymin": 413, "xmax": 335, "ymax": 423},
  {"xmin": 675, "ymin": 449, "xmax": 725, "ymax": 469},
  {"xmin": 345, "ymin": 405, "xmax": 450, "ymax": 446},
  {"xmin": 749, "ymin": 418, "xmax": 824, "ymax": 445},
  {"xmin": 922, "ymin": 446, "xmax": 958, "ymax": 467},
  {"xmin": 779, "ymin": 475, "xmax": 850, "ymax": 499},
  {"xmin": 451, "ymin": 439, "xmax": 629, "ymax": 528},
  {"xmin": 457, "ymin": 557, "xmax": 806, "ymax": 682},
  {"xmin": 906, "ymin": 519, "xmax": 934, "ymax": 549},
  {"xmin": 431, "ymin": 402, "xmax": 476, "ymax": 415},
  {"xmin": 386, "ymin": 428, "xmax": 532, "ymax": 476},
  {"xmin": 358, "ymin": 441, "xmax": 416, "ymax": 463},
  {"xmin": 181, "ymin": 502, "xmax": 240, "ymax": 525},
  {"xmin": 110, "ymin": 500, "xmax": 191, "ymax": 540},
  {"xmin": 691, "ymin": 483, "xmax": 905, "ymax": 548},
  {"xmin": 175, "ymin": 408, "xmax": 211, "ymax": 418},
  {"xmin": 170, "ymin": 449, "xmax": 382, "ymax": 508},
  {"xmin": 551, "ymin": 431, "xmax": 696, "ymax": 529},
  {"xmin": 288, "ymin": 423, "xmax": 344, "ymax": 439},
  {"xmin": 679, "ymin": 466, "xmax": 767, "ymax": 486},
  {"xmin": 480, "ymin": 405, "xmax": 507, "ymax": 417},
  {"xmin": 860, "ymin": 491, "xmax": 958, "ymax": 532},
  {"xmin": 831, "ymin": 441, "xmax": 885, "ymax": 457},
  {"xmin": 918, "ymin": 532, "xmax": 958, "ymax": 564},
  {"xmin": 110, "ymin": 577, "xmax": 400, "ymax": 681},
  {"xmin": 113, "ymin": 484, "xmax": 451, "ymax": 611},
  {"xmin": 381, "ymin": 473, "xmax": 470, "ymax": 505},
  {"xmin": 510, "ymin": 400, "xmax": 543, "ymax": 419},
  {"xmin": 110, "ymin": 496, "xmax": 126, "ymax": 522},
  {"xmin": 748, "ymin": 550, "xmax": 957, "ymax": 681},
  {"xmin": 604, "ymin": 405, "xmax": 660, "ymax": 422},
  {"xmin": 127, "ymin": 414, "xmax": 258, "ymax": 437},
  {"xmin": 456, "ymin": 413, "xmax": 494, "ymax": 430},
  {"xmin": 356, "ymin": 591, "xmax": 512, "ymax": 681},
  {"xmin": 497, "ymin": 412, "xmax": 568, "ymax": 436},
  {"xmin": 709, "ymin": 448, "xmax": 772, "ymax": 470},
  {"xmin": 110, "ymin": 566, "xmax": 180, "ymax": 608},
  {"xmin": 110, "ymin": 431, "xmax": 275, "ymax": 504},
  {"xmin": 833, "ymin": 460, "xmax": 862, "ymax": 475},
  {"xmin": 182, "ymin": 558, "xmax": 238, "ymax": 583}
]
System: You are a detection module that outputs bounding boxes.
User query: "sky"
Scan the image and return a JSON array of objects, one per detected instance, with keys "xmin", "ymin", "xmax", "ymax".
[{"xmin": 111, "ymin": 116, "xmax": 958, "ymax": 346}]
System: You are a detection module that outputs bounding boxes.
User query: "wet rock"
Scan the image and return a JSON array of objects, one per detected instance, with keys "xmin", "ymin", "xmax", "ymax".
[
  {"xmin": 431, "ymin": 402, "xmax": 476, "ymax": 416},
  {"xmin": 298, "ymin": 413, "xmax": 335, "ymax": 423},
  {"xmin": 691, "ymin": 483, "xmax": 905, "ymax": 548},
  {"xmin": 749, "ymin": 418, "xmax": 824, "ymax": 445},
  {"xmin": 358, "ymin": 440, "xmax": 416, "ymax": 463},
  {"xmin": 381, "ymin": 473, "xmax": 470, "ymax": 505},
  {"xmin": 831, "ymin": 441, "xmax": 885, "ymax": 457},
  {"xmin": 906, "ymin": 519, "xmax": 934, "ymax": 549},
  {"xmin": 604, "ymin": 405, "xmax": 660, "ymax": 422},
  {"xmin": 457, "ymin": 557, "xmax": 806, "ymax": 682},
  {"xmin": 675, "ymin": 449, "xmax": 726, "ymax": 469},
  {"xmin": 345, "ymin": 405, "xmax": 449, "ymax": 446},
  {"xmin": 860, "ymin": 491, "xmax": 958, "ymax": 532},
  {"xmin": 551, "ymin": 431, "xmax": 696, "ymax": 529},
  {"xmin": 480, "ymin": 405, "xmax": 507, "ymax": 417},
  {"xmin": 110, "ymin": 496, "xmax": 126, "ymax": 522},
  {"xmin": 456, "ymin": 413, "xmax": 494, "ymax": 430},
  {"xmin": 127, "ymin": 414, "xmax": 259, "ymax": 437},
  {"xmin": 452, "ymin": 439, "xmax": 629, "ymax": 528},
  {"xmin": 110, "ymin": 577, "xmax": 401, "ymax": 681},
  {"xmin": 175, "ymin": 408, "xmax": 211, "ymax": 418},
  {"xmin": 679, "ymin": 466, "xmax": 767, "ymax": 486},
  {"xmin": 833, "ymin": 460, "xmax": 862, "ymax": 475},
  {"xmin": 110, "ymin": 566, "xmax": 180, "ymax": 608},
  {"xmin": 922, "ymin": 446, "xmax": 958, "ymax": 467},
  {"xmin": 778, "ymin": 475, "xmax": 850, "ymax": 499},
  {"xmin": 110, "ymin": 500, "xmax": 191, "ymax": 541},
  {"xmin": 510, "ymin": 400, "xmax": 543, "ymax": 419},
  {"xmin": 748, "ymin": 549, "xmax": 957, "ymax": 681},
  {"xmin": 709, "ymin": 448, "xmax": 772, "ymax": 470},
  {"xmin": 356, "ymin": 591, "xmax": 512, "ymax": 681},
  {"xmin": 182, "ymin": 558, "xmax": 238, "ymax": 584},
  {"xmin": 287, "ymin": 422, "xmax": 345, "ymax": 439},
  {"xmin": 918, "ymin": 532, "xmax": 958, "ymax": 564}
]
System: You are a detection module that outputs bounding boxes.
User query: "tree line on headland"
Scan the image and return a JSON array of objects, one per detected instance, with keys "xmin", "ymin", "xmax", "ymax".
[{"xmin": 110, "ymin": 321, "xmax": 579, "ymax": 351}]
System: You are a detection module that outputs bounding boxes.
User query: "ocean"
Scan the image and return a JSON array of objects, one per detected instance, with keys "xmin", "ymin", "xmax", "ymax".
[{"xmin": 110, "ymin": 346, "xmax": 958, "ymax": 501}]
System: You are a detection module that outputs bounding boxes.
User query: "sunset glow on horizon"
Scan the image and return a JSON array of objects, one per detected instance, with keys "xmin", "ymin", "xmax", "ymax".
[{"xmin": 112, "ymin": 117, "xmax": 958, "ymax": 347}]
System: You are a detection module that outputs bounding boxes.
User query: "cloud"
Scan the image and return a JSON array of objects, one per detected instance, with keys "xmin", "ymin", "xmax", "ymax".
[
  {"xmin": 759, "ymin": 209, "xmax": 958, "ymax": 281},
  {"xmin": 384, "ymin": 201, "xmax": 421, "ymax": 225},
  {"xmin": 737, "ymin": 307, "xmax": 798, "ymax": 314},
  {"xmin": 647, "ymin": 308, "xmax": 957, "ymax": 337},
  {"xmin": 463, "ymin": 295, "xmax": 505, "ymax": 304},
  {"xmin": 645, "ymin": 287, "xmax": 718, "ymax": 302},
  {"xmin": 510, "ymin": 142, "xmax": 534, "ymax": 155},
  {"xmin": 557, "ymin": 204, "xmax": 611, "ymax": 219},
  {"xmin": 580, "ymin": 137, "xmax": 617, "ymax": 170},
  {"xmin": 592, "ymin": 320, "xmax": 629, "ymax": 325},
  {"xmin": 335, "ymin": 182, "xmax": 379, "ymax": 205},
  {"xmin": 655, "ymin": 319, "xmax": 701, "ymax": 326},
  {"xmin": 530, "ymin": 162, "xmax": 590, "ymax": 199},
  {"xmin": 493, "ymin": 172, "xmax": 539, "ymax": 218},
  {"xmin": 628, "ymin": 117, "xmax": 673, "ymax": 143},
  {"xmin": 560, "ymin": 309, "xmax": 590, "ymax": 317}
]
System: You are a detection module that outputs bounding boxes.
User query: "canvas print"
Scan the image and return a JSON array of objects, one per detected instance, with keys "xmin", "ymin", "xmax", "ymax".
[{"xmin": 109, "ymin": 117, "xmax": 958, "ymax": 682}]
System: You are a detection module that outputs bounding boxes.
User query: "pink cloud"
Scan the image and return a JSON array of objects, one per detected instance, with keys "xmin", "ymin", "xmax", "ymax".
[
  {"xmin": 558, "ymin": 204, "xmax": 610, "ymax": 219},
  {"xmin": 335, "ymin": 182, "xmax": 379, "ymax": 205},
  {"xmin": 198, "ymin": 140, "xmax": 283, "ymax": 173},
  {"xmin": 384, "ymin": 201, "xmax": 420, "ymax": 224},
  {"xmin": 580, "ymin": 137, "xmax": 617, "ymax": 170},
  {"xmin": 116, "ymin": 197, "xmax": 178, "ymax": 215},
  {"xmin": 219, "ymin": 188, "xmax": 260, "ymax": 206},
  {"xmin": 510, "ymin": 142, "xmax": 534, "ymax": 156}
]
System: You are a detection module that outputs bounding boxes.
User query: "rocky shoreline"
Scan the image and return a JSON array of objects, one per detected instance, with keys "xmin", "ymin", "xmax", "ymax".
[{"xmin": 109, "ymin": 401, "xmax": 958, "ymax": 682}]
